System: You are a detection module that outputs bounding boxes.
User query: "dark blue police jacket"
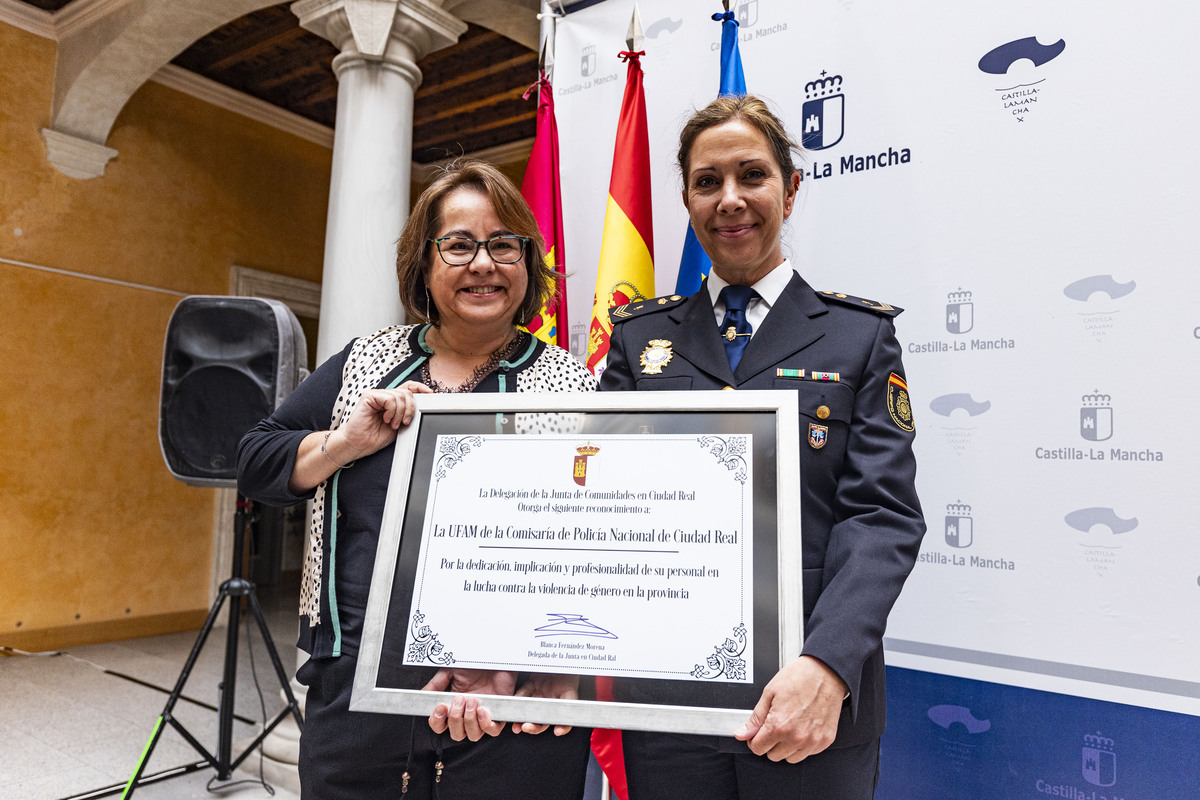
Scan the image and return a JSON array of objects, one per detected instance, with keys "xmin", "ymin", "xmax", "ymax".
[{"xmin": 599, "ymin": 270, "xmax": 926, "ymax": 749}]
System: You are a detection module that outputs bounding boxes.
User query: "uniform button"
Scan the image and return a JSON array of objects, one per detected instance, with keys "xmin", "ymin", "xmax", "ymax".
[
  {"xmin": 722, "ymin": 385, "xmax": 736, "ymax": 391},
  {"xmin": 816, "ymin": 405, "xmax": 830, "ymax": 419}
]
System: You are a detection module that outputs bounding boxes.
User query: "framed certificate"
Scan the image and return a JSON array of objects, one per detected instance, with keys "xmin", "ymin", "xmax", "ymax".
[{"xmin": 351, "ymin": 390, "xmax": 802, "ymax": 736}]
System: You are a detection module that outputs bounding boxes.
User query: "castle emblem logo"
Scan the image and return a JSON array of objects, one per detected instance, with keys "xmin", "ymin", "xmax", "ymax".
[
  {"xmin": 1082, "ymin": 731, "xmax": 1116, "ymax": 787},
  {"xmin": 735, "ymin": 0, "xmax": 759, "ymax": 28},
  {"xmin": 946, "ymin": 288, "xmax": 974, "ymax": 334},
  {"xmin": 573, "ymin": 443, "xmax": 600, "ymax": 486},
  {"xmin": 945, "ymin": 502, "xmax": 973, "ymax": 549},
  {"xmin": 802, "ymin": 71, "xmax": 845, "ymax": 151},
  {"xmin": 580, "ymin": 44, "xmax": 597, "ymax": 77},
  {"xmin": 1080, "ymin": 391, "xmax": 1113, "ymax": 442}
]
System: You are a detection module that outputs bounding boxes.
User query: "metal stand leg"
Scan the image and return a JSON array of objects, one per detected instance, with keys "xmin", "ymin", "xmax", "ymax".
[{"xmin": 121, "ymin": 498, "xmax": 303, "ymax": 798}]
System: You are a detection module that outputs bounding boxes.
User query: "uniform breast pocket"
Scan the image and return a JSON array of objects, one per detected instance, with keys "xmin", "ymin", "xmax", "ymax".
[{"xmin": 777, "ymin": 379, "xmax": 854, "ymax": 452}]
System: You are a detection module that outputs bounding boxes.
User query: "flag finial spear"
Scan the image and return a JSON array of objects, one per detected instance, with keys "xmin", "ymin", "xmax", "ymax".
[
  {"xmin": 539, "ymin": 36, "xmax": 555, "ymax": 77},
  {"xmin": 537, "ymin": 1, "xmax": 558, "ymax": 80},
  {"xmin": 626, "ymin": 3, "xmax": 644, "ymax": 52}
]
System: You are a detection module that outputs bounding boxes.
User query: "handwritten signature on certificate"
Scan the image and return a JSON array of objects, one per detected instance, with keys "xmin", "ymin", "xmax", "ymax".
[{"xmin": 534, "ymin": 613, "xmax": 618, "ymax": 640}]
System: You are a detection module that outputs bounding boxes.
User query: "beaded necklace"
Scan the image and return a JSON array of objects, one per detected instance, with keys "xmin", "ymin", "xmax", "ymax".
[{"xmin": 420, "ymin": 330, "xmax": 526, "ymax": 393}]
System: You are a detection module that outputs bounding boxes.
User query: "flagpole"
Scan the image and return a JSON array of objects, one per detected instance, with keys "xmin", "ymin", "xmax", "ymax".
[
  {"xmin": 586, "ymin": 2, "xmax": 654, "ymax": 377},
  {"xmin": 537, "ymin": 1, "xmax": 560, "ymax": 87},
  {"xmin": 537, "ymin": 0, "xmax": 569, "ymax": 349}
]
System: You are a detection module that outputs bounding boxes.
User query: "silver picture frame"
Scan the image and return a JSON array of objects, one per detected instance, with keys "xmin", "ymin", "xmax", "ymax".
[{"xmin": 351, "ymin": 390, "xmax": 802, "ymax": 736}]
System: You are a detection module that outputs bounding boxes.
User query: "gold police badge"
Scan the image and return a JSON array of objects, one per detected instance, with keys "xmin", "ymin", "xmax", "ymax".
[{"xmin": 639, "ymin": 339, "xmax": 673, "ymax": 374}]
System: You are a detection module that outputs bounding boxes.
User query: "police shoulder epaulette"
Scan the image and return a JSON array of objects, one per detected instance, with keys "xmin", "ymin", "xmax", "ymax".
[
  {"xmin": 609, "ymin": 294, "xmax": 688, "ymax": 323},
  {"xmin": 819, "ymin": 290, "xmax": 904, "ymax": 317}
]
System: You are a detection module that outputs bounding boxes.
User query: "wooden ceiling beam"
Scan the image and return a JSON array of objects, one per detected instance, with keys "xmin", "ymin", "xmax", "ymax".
[
  {"xmin": 417, "ymin": 125, "xmax": 537, "ymax": 158},
  {"xmin": 414, "ymin": 85, "xmax": 531, "ymax": 127},
  {"xmin": 175, "ymin": 8, "xmax": 301, "ymax": 72},
  {"xmin": 202, "ymin": 25, "xmax": 310, "ymax": 74},
  {"xmin": 419, "ymin": 26, "xmax": 503, "ymax": 71},
  {"xmin": 416, "ymin": 52, "xmax": 537, "ymax": 100},
  {"xmin": 415, "ymin": 107, "xmax": 536, "ymax": 142}
]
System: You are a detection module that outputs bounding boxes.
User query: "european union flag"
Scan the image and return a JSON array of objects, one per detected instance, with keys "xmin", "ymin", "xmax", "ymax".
[{"xmin": 674, "ymin": 10, "xmax": 747, "ymax": 297}]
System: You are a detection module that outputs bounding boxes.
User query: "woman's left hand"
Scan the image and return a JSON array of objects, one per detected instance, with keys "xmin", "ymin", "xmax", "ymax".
[
  {"xmin": 422, "ymin": 669, "xmax": 517, "ymax": 741},
  {"xmin": 421, "ymin": 670, "xmax": 579, "ymax": 739},
  {"xmin": 511, "ymin": 673, "xmax": 579, "ymax": 736}
]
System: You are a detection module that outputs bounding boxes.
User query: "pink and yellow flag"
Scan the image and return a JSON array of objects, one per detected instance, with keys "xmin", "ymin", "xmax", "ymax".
[
  {"xmin": 520, "ymin": 72, "xmax": 569, "ymax": 347},
  {"xmin": 586, "ymin": 50, "xmax": 655, "ymax": 375}
]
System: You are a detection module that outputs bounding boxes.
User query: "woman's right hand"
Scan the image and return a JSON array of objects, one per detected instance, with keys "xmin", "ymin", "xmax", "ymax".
[
  {"xmin": 286, "ymin": 381, "xmax": 432, "ymax": 493},
  {"xmin": 334, "ymin": 380, "xmax": 433, "ymax": 462}
]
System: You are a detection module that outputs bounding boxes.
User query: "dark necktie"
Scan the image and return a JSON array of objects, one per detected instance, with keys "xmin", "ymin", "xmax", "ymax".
[{"xmin": 718, "ymin": 285, "xmax": 757, "ymax": 372}]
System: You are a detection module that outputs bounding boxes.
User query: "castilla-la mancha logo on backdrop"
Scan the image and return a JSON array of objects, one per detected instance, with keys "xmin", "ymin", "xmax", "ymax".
[
  {"xmin": 1080, "ymin": 391, "xmax": 1113, "ymax": 442},
  {"xmin": 580, "ymin": 44, "xmax": 596, "ymax": 77},
  {"xmin": 802, "ymin": 71, "xmax": 845, "ymax": 151},
  {"xmin": 929, "ymin": 393, "xmax": 991, "ymax": 456},
  {"xmin": 1064, "ymin": 274, "xmax": 1136, "ymax": 342},
  {"xmin": 978, "ymin": 36, "xmax": 1067, "ymax": 123},
  {"xmin": 946, "ymin": 288, "xmax": 974, "ymax": 334},
  {"xmin": 1065, "ymin": 507, "xmax": 1137, "ymax": 577},
  {"xmin": 734, "ymin": 0, "xmax": 758, "ymax": 27},
  {"xmin": 944, "ymin": 502, "xmax": 973, "ymax": 548},
  {"xmin": 1082, "ymin": 731, "xmax": 1116, "ymax": 787},
  {"xmin": 802, "ymin": 70, "xmax": 913, "ymax": 180}
]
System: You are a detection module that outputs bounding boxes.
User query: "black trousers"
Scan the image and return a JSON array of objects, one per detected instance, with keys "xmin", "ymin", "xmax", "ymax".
[
  {"xmin": 622, "ymin": 730, "xmax": 880, "ymax": 800},
  {"xmin": 297, "ymin": 656, "xmax": 593, "ymax": 800}
]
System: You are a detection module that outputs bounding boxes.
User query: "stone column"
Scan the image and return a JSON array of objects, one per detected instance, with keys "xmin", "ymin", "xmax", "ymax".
[{"xmin": 293, "ymin": 0, "xmax": 467, "ymax": 361}]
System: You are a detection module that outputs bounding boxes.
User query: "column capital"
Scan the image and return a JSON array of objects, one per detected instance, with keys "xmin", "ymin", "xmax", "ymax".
[{"xmin": 293, "ymin": 0, "xmax": 466, "ymax": 76}]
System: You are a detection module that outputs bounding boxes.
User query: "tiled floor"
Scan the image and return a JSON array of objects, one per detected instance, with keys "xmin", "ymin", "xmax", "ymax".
[{"xmin": 1, "ymin": 578, "xmax": 302, "ymax": 800}]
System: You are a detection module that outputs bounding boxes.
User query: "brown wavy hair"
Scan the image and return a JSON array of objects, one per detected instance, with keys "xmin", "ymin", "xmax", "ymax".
[
  {"xmin": 395, "ymin": 159, "xmax": 556, "ymax": 327},
  {"xmin": 677, "ymin": 94, "xmax": 802, "ymax": 181}
]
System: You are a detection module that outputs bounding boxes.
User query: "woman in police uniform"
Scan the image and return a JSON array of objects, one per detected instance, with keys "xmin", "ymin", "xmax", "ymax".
[{"xmin": 599, "ymin": 95, "xmax": 926, "ymax": 800}]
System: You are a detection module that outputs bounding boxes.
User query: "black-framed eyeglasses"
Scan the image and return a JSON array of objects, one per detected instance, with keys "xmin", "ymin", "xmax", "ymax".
[{"xmin": 430, "ymin": 235, "xmax": 530, "ymax": 265}]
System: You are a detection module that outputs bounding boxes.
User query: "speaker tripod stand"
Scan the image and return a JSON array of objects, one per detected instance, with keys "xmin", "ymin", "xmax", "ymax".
[{"xmin": 121, "ymin": 497, "xmax": 303, "ymax": 798}]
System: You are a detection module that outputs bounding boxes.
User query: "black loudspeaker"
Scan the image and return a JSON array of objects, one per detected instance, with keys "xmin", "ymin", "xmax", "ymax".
[{"xmin": 159, "ymin": 296, "xmax": 307, "ymax": 487}]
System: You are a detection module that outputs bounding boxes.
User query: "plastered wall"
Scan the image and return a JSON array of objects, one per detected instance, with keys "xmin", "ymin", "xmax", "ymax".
[{"xmin": 0, "ymin": 21, "xmax": 331, "ymax": 650}]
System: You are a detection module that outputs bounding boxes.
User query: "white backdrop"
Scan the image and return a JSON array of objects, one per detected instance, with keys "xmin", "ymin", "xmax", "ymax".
[{"xmin": 553, "ymin": 0, "xmax": 1200, "ymax": 718}]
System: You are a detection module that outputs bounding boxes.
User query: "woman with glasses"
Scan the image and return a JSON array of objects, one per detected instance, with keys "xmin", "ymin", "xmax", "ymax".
[{"xmin": 238, "ymin": 160, "xmax": 596, "ymax": 800}]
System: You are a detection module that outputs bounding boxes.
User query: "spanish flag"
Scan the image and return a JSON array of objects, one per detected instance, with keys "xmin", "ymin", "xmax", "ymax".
[
  {"xmin": 520, "ymin": 71, "xmax": 568, "ymax": 348},
  {"xmin": 586, "ymin": 49, "xmax": 655, "ymax": 376}
]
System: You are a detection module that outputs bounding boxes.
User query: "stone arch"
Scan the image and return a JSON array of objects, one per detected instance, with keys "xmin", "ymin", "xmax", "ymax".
[
  {"xmin": 51, "ymin": 0, "xmax": 539, "ymax": 147},
  {"xmin": 51, "ymin": 0, "xmax": 283, "ymax": 144},
  {"xmin": 441, "ymin": 0, "xmax": 540, "ymax": 50}
]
